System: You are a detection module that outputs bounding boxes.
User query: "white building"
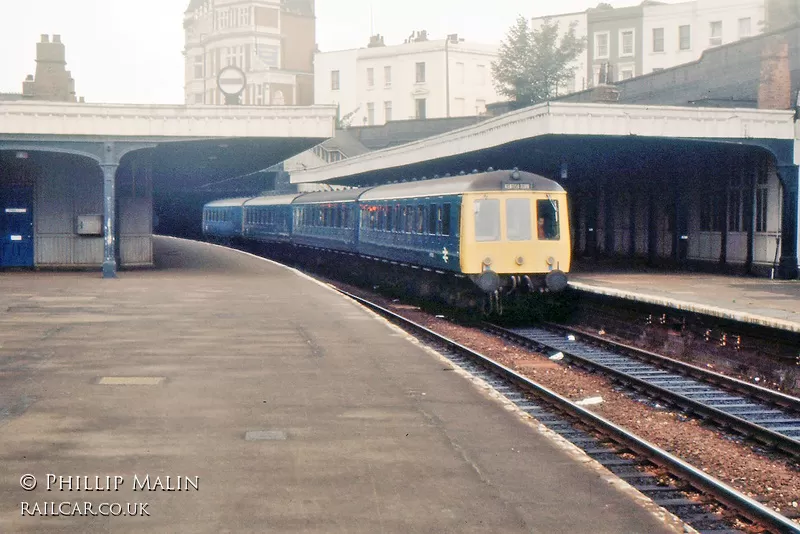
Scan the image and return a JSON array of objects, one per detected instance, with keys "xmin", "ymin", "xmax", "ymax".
[
  {"xmin": 314, "ymin": 33, "xmax": 501, "ymax": 126},
  {"xmin": 183, "ymin": 0, "xmax": 315, "ymax": 106},
  {"xmin": 642, "ymin": 0, "xmax": 766, "ymax": 75},
  {"xmin": 533, "ymin": 0, "xmax": 767, "ymax": 93},
  {"xmin": 531, "ymin": 11, "xmax": 590, "ymax": 94}
]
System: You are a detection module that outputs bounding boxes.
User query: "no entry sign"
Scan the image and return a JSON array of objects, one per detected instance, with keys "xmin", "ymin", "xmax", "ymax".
[{"xmin": 217, "ymin": 65, "xmax": 247, "ymax": 96}]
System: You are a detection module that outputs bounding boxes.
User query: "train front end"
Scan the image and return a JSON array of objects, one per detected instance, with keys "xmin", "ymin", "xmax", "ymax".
[{"xmin": 459, "ymin": 170, "xmax": 570, "ymax": 294}]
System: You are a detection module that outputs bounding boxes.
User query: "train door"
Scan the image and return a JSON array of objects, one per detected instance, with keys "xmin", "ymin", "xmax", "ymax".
[{"xmin": 1, "ymin": 184, "xmax": 34, "ymax": 267}]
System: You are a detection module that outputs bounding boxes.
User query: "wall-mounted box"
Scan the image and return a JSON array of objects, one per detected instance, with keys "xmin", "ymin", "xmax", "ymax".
[{"xmin": 76, "ymin": 214, "xmax": 103, "ymax": 236}]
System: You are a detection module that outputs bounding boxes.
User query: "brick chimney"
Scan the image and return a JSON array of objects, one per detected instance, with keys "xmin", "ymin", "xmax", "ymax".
[{"xmin": 757, "ymin": 35, "xmax": 791, "ymax": 109}]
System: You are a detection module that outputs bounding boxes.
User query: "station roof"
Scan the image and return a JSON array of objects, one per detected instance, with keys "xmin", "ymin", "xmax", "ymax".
[
  {"xmin": 290, "ymin": 102, "xmax": 796, "ymax": 188},
  {"xmin": 0, "ymin": 101, "xmax": 337, "ymax": 193}
]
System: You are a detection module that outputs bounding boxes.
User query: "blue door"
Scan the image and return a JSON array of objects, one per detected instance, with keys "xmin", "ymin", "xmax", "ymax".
[{"xmin": 1, "ymin": 186, "xmax": 34, "ymax": 267}]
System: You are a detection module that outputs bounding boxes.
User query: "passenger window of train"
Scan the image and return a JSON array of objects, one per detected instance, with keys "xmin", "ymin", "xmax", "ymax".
[
  {"xmin": 474, "ymin": 199, "xmax": 500, "ymax": 241},
  {"xmin": 428, "ymin": 205, "xmax": 437, "ymax": 234},
  {"xmin": 506, "ymin": 198, "xmax": 532, "ymax": 241},
  {"xmin": 442, "ymin": 203, "xmax": 452, "ymax": 236},
  {"xmin": 386, "ymin": 205, "xmax": 394, "ymax": 231},
  {"xmin": 394, "ymin": 204, "xmax": 403, "ymax": 232},
  {"xmin": 342, "ymin": 207, "xmax": 349, "ymax": 229},
  {"xmin": 416, "ymin": 206, "xmax": 425, "ymax": 234},
  {"xmin": 536, "ymin": 199, "xmax": 560, "ymax": 240}
]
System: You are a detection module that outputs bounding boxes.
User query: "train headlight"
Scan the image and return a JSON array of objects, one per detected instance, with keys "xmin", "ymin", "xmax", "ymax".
[
  {"xmin": 546, "ymin": 256, "xmax": 555, "ymax": 266},
  {"xmin": 515, "ymin": 256, "xmax": 524, "ymax": 266},
  {"xmin": 482, "ymin": 257, "xmax": 493, "ymax": 267}
]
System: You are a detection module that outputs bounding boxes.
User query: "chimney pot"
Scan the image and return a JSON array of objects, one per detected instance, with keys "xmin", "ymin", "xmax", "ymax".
[
  {"xmin": 41, "ymin": 34, "xmax": 49, "ymax": 43},
  {"xmin": 53, "ymin": 34, "xmax": 61, "ymax": 43}
]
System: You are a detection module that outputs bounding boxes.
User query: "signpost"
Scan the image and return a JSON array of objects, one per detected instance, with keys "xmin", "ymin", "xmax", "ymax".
[{"xmin": 217, "ymin": 65, "xmax": 247, "ymax": 105}]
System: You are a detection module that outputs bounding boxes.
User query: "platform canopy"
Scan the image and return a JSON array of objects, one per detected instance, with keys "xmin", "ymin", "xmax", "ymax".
[
  {"xmin": 0, "ymin": 100, "xmax": 338, "ymax": 190},
  {"xmin": 290, "ymin": 102, "xmax": 797, "ymax": 188}
]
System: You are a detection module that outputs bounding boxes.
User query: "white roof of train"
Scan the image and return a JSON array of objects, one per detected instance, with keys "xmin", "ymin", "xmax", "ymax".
[{"xmin": 204, "ymin": 197, "xmax": 252, "ymax": 208}]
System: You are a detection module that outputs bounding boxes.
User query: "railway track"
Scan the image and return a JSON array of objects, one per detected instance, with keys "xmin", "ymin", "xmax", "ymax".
[
  {"xmin": 333, "ymin": 287, "xmax": 800, "ymax": 534},
  {"xmin": 484, "ymin": 323, "xmax": 800, "ymax": 459}
]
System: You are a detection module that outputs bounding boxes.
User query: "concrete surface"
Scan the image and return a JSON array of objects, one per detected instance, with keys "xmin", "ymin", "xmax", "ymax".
[
  {"xmin": 571, "ymin": 272, "xmax": 800, "ymax": 333},
  {"xmin": 0, "ymin": 237, "xmax": 685, "ymax": 533}
]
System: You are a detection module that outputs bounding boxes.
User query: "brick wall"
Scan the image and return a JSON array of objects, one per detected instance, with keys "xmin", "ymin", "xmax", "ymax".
[{"xmin": 758, "ymin": 36, "xmax": 792, "ymax": 109}]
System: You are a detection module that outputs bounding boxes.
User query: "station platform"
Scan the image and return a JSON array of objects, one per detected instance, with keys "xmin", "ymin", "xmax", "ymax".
[
  {"xmin": 0, "ymin": 237, "xmax": 685, "ymax": 533},
  {"xmin": 570, "ymin": 270, "xmax": 800, "ymax": 334}
]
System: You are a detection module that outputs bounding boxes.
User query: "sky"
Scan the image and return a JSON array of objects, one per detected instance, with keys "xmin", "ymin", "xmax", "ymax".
[{"xmin": 0, "ymin": 0, "xmax": 651, "ymax": 104}]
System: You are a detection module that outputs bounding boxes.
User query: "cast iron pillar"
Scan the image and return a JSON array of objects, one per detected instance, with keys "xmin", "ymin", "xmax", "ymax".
[
  {"xmin": 778, "ymin": 164, "xmax": 799, "ymax": 279},
  {"xmin": 101, "ymin": 142, "xmax": 119, "ymax": 279}
]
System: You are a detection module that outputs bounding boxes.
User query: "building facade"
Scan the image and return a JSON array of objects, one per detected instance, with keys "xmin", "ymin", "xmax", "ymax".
[
  {"xmin": 533, "ymin": 0, "xmax": 768, "ymax": 90},
  {"xmin": 183, "ymin": 0, "xmax": 315, "ymax": 106},
  {"xmin": 641, "ymin": 0, "xmax": 766, "ymax": 75},
  {"xmin": 314, "ymin": 32, "xmax": 500, "ymax": 126}
]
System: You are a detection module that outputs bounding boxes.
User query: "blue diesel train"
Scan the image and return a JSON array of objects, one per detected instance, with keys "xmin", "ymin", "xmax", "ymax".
[{"xmin": 203, "ymin": 170, "xmax": 571, "ymax": 294}]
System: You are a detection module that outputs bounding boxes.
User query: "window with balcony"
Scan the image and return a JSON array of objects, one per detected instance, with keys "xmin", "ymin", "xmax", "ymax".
[
  {"xmin": 331, "ymin": 70, "xmax": 340, "ymax": 90},
  {"xmin": 679, "ymin": 25, "xmax": 691, "ymax": 50},
  {"xmin": 709, "ymin": 21, "xmax": 722, "ymax": 46},
  {"xmin": 415, "ymin": 62, "xmax": 426, "ymax": 83},
  {"xmin": 652, "ymin": 27, "xmax": 664, "ymax": 52},
  {"xmin": 594, "ymin": 32, "xmax": 609, "ymax": 59}
]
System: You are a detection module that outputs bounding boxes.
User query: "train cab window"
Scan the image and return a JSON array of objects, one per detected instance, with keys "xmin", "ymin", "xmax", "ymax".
[
  {"xmin": 536, "ymin": 198, "xmax": 560, "ymax": 240},
  {"xmin": 474, "ymin": 199, "xmax": 500, "ymax": 241},
  {"xmin": 441, "ymin": 203, "xmax": 452, "ymax": 236},
  {"xmin": 506, "ymin": 198, "xmax": 532, "ymax": 241}
]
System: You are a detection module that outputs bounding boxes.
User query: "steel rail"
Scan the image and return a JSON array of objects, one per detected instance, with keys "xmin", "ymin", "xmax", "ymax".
[
  {"xmin": 333, "ymin": 287, "xmax": 800, "ymax": 534},
  {"xmin": 484, "ymin": 323, "xmax": 800, "ymax": 458},
  {"xmin": 545, "ymin": 322, "xmax": 800, "ymax": 413}
]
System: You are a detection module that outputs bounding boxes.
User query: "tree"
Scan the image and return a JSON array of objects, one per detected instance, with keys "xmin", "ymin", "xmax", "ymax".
[{"xmin": 492, "ymin": 16, "xmax": 586, "ymax": 107}]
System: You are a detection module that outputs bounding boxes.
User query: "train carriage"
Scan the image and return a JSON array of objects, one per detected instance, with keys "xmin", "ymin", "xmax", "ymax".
[
  {"xmin": 243, "ymin": 194, "xmax": 301, "ymax": 243},
  {"xmin": 357, "ymin": 184, "xmax": 461, "ymax": 272},
  {"xmin": 358, "ymin": 170, "xmax": 570, "ymax": 292},
  {"xmin": 459, "ymin": 170, "xmax": 570, "ymax": 292},
  {"xmin": 202, "ymin": 197, "xmax": 250, "ymax": 241},
  {"xmin": 289, "ymin": 188, "xmax": 365, "ymax": 253}
]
